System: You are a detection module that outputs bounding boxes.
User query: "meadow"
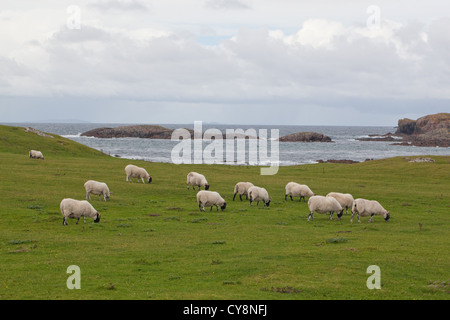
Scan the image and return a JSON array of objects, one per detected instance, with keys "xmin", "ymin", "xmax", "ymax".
[{"xmin": 0, "ymin": 124, "xmax": 449, "ymax": 300}]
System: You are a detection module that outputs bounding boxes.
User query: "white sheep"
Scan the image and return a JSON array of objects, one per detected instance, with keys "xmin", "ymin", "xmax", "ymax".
[
  {"xmin": 248, "ymin": 186, "xmax": 271, "ymax": 207},
  {"xmin": 84, "ymin": 180, "xmax": 110, "ymax": 201},
  {"xmin": 233, "ymin": 182, "xmax": 254, "ymax": 201},
  {"xmin": 29, "ymin": 150, "xmax": 44, "ymax": 160},
  {"xmin": 351, "ymin": 198, "xmax": 390, "ymax": 223},
  {"xmin": 60, "ymin": 198, "xmax": 101, "ymax": 226},
  {"xmin": 197, "ymin": 190, "xmax": 227, "ymax": 212},
  {"xmin": 326, "ymin": 192, "xmax": 354, "ymax": 215},
  {"xmin": 125, "ymin": 164, "xmax": 152, "ymax": 184},
  {"xmin": 285, "ymin": 182, "xmax": 315, "ymax": 202},
  {"xmin": 307, "ymin": 195, "xmax": 343, "ymax": 221},
  {"xmin": 187, "ymin": 172, "xmax": 210, "ymax": 190}
]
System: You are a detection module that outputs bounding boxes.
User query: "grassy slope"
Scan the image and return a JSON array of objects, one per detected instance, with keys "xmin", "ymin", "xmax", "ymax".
[{"xmin": 0, "ymin": 125, "xmax": 448, "ymax": 300}]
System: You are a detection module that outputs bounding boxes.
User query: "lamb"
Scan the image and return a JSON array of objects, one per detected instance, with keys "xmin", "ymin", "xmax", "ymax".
[
  {"xmin": 307, "ymin": 195, "xmax": 343, "ymax": 221},
  {"xmin": 187, "ymin": 172, "xmax": 210, "ymax": 190},
  {"xmin": 285, "ymin": 182, "xmax": 315, "ymax": 202},
  {"xmin": 125, "ymin": 164, "xmax": 152, "ymax": 184},
  {"xmin": 84, "ymin": 180, "xmax": 110, "ymax": 201},
  {"xmin": 248, "ymin": 186, "xmax": 271, "ymax": 207},
  {"xmin": 60, "ymin": 198, "xmax": 101, "ymax": 226},
  {"xmin": 326, "ymin": 192, "xmax": 354, "ymax": 215},
  {"xmin": 233, "ymin": 182, "xmax": 254, "ymax": 201},
  {"xmin": 29, "ymin": 150, "xmax": 44, "ymax": 160},
  {"xmin": 351, "ymin": 198, "xmax": 390, "ymax": 224},
  {"xmin": 197, "ymin": 190, "xmax": 226, "ymax": 212}
]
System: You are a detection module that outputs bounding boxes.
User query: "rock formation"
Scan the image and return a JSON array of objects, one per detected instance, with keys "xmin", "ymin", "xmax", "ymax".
[{"xmin": 279, "ymin": 132, "xmax": 333, "ymax": 143}]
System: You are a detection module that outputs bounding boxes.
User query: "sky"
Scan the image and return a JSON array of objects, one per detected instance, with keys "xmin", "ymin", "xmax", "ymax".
[{"xmin": 0, "ymin": 0, "xmax": 449, "ymax": 126}]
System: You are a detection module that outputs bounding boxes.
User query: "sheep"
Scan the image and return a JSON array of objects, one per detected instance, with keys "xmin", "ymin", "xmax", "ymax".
[
  {"xmin": 84, "ymin": 180, "xmax": 110, "ymax": 201},
  {"xmin": 351, "ymin": 198, "xmax": 390, "ymax": 224},
  {"xmin": 307, "ymin": 195, "xmax": 343, "ymax": 221},
  {"xmin": 233, "ymin": 182, "xmax": 254, "ymax": 201},
  {"xmin": 125, "ymin": 164, "xmax": 152, "ymax": 184},
  {"xmin": 285, "ymin": 182, "xmax": 315, "ymax": 202},
  {"xmin": 197, "ymin": 190, "xmax": 226, "ymax": 212},
  {"xmin": 326, "ymin": 192, "xmax": 354, "ymax": 215},
  {"xmin": 29, "ymin": 150, "xmax": 44, "ymax": 160},
  {"xmin": 248, "ymin": 186, "xmax": 271, "ymax": 207},
  {"xmin": 60, "ymin": 198, "xmax": 101, "ymax": 226},
  {"xmin": 187, "ymin": 172, "xmax": 210, "ymax": 190}
]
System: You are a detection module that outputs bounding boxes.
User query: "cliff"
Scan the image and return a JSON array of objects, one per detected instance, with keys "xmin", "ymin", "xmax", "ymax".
[{"xmin": 81, "ymin": 125, "xmax": 193, "ymax": 139}]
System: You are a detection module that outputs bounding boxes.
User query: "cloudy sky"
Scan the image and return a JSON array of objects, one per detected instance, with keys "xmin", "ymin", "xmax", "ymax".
[{"xmin": 0, "ymin": 0, "xmax": 449, "ymax": 125}]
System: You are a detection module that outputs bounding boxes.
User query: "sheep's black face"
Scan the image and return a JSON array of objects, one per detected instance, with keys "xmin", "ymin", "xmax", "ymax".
[
  {"xmin": 384, "ymin": 212, "xmax": 390, "ymax": 222},
  {"xmin": 265, "ymin": 200, "xmax": 271, "ymax": 207},
  {"xmin": 205, "ymin": 185, "xmax": 210, "ymax": 190},
  {"xmin": 148, "ymin": 177, "xmax": 152, "ymax": 184},
  {"xmin": 221, "ymin": 203, "xmax": 227, "ymax": 211},
  {"xmin": 337, "ymin": 211, "xmax": 344, "ymax": 218},
  {"xmin": 94, "ymin": 213, "xmax": 100, "ymax": 223},
  {"xmin": 105, "ymin": 196, "xmax": 110, "ymax": 201}
]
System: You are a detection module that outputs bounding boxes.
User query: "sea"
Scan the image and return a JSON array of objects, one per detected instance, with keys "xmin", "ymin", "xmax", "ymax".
[{"xmin": 5, "ymin": 122, "xmax": 450, "ymax": 166}]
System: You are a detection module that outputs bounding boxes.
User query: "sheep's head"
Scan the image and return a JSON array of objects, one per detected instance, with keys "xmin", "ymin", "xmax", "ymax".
[
  {"xmin": 147, "ymin": 176, "xmax": 152, "ymax": 184},
  {"xmin": 337, "ymin": 210, "xmax": 344, "ymax": 218},
  {"xmin": 221, "ymin": 203, "xmax": 227, "ymax": 211},
  {"xmin": 265, "ymin": 200, "xmax": 271, "ymax": 207},
  {"xmin": 384, "ymin": 212, "xmax": 390, "ymax": 222},
  {"xmin": 94, "ymin": 213, "xmax": 101, "ymax": 223},
  {"xmin": 205, "ymin": 184, "xmax": 210, "ymax": 190}
]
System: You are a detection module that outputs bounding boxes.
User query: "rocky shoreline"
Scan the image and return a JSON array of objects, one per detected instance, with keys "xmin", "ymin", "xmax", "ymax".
[{"xmin": 357, "ymin": 113, "xmax": 449, "ymax": 147}]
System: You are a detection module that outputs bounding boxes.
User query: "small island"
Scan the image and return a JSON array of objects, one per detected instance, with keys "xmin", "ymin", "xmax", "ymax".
[
  {"xmin": 279, "ymin": 132, "xmax": 333, "ymax": 143},
  {"xmin": 81, "ymin": 125, "xmax": 194, "ymax": 139}
]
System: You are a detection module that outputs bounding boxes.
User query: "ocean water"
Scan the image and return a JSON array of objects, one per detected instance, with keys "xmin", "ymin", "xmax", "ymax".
[{"xmin": 6, "ymin": 123, "xmax": 450, "ymax": 166}]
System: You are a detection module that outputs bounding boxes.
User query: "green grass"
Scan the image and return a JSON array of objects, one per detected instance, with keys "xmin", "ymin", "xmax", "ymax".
[{"xmin": 0, "ymin": 124, "xmax": 449, "ymax": 300}]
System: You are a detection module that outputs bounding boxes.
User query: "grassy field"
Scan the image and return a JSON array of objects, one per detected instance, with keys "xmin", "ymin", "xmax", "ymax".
[{"xmin": 0, "ymin": 124, "xmax": 449, "ymax": 300}]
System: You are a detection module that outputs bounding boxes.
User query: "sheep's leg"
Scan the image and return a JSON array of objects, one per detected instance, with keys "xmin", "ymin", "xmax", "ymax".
[
  {"xmin": 368, "ymin": 214, "xmax": 374, "ymax": 223},
  {"xmin": 233, "ymin": 193, "xmax": 237, "ymax": 201},
  {"xmin": 249, "ymin": 199, "xmax": 253, "ymax": 207},
  {"xmin": 63, "ymin": 218, "xmax": 67, "ymax": 226},
  {"xmin": 284, "ymin": 194, "xmax": 288, "ymax": 201},
  {"xmin": 76, "ymin": 218, "xmax": 80, "ymax": 225},
  {"xmin": 329, "ymin": 212, "xmax": 333, "ymax": 220},
  {"xmin": 239, "ymin": 194, "xmax": 243, "ymax": 201},
  {"xmin": 307, "ymin": 212, "xmax": 313, "ymax": 221},
  {"xmin": 83, "ymin": 217, "xmax": 86, "ymax": 224}
]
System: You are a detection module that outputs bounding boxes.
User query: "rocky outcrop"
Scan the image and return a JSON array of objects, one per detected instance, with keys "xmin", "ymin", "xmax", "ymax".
[
  {"xmin": 81, "ymin": 125, "xmax": 194, "ymax": 139},
  {"xmin": 358, "ymin": 113, "xmax": 449, "ymax": 147},
  {"xmin": 279, "ymin": 132, "xmax": 333, "ymax": 143}
]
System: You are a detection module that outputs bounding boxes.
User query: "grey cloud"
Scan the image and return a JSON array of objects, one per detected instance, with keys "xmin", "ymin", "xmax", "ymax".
[
  {"xmin": 89, "ymin": 0, "xmax": 149, "ymax": 11},
  {"xmin": 205, "ymin": 0, "xmax": 251, "ymax": 10}
]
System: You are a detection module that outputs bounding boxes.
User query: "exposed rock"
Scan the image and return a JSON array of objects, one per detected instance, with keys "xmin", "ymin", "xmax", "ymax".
[
  {"xmin": 316, "ymin": 159, "xmax": 359, "ymax": 164},
  {"xmin": 408, "ymin": 157, "xmax": 435, "ymax": 163},
  {"xmin": 24, "ymin": 127, "xmax": 54, "ymax": 138},
  {"xmin": 358, "ymin": 113, "xmax": 449, "ymax": 147},
  {"xmin": 279, "ymin": 132, "xmax": 333, "ymax": 143}
]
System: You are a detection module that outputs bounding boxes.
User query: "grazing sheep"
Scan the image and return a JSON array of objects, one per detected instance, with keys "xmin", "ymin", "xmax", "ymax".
[
  {"xmin": 326, "ymin": 192, "xmax": 354, "ymax": 215},
  {"xmin": 248, "ymin": 186, "xmax": 271, "ymax": 207},
  {"xmin": 125, "ymin": 164, "xmax": 152, "ymax": 184},
  {"xmin": 29, "ymin": 150, "xmax": 44, "ymax": 160},
  {"xmin": 84, "ymin": 180, "xmax": 110, "ymax": 201},
  {"xmin": 187, "ymin": 172, "xmax": 210, "ymax": 190},
  {"xmin": 351, "ymin": 198, "xmax": 390, "ymax": 224},
  {"xmin": 285, "ymin": 182, "xmax": 315, "ymax": 202},
  {"xmin": 197, "ymin": 190, "xmax": 226, "ymax": 212},
  {"xmin": 233, "ymin": 182, "xmax": 254, "ymax": 201},
  {"xmin": 60, "ymin": 198, "xmax": 101, "ymax": 226},
  {"xmin": 307, "ymin": 195, "xmax": 343, "ymax": 221}
]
